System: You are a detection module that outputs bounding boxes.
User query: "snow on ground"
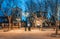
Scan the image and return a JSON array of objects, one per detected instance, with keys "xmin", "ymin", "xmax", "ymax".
[{"xmin": 0, "ymin": 28, "xmax": 60, "ymax": 39}]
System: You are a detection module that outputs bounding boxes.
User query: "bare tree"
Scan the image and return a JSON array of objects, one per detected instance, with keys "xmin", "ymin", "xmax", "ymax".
[
  {"xmin": 55, "ymin": 0, "xmax": 58, "ymax": 35},
  {"xmin": 0, "ymin": 0, "xmax": 4, "ymax": 10},
  {"xmin": 0, "ymin": 0, "xmax": 22, "ymax": 30}
]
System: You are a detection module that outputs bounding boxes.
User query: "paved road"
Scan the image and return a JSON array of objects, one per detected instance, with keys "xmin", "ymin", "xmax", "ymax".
[{"xmin": 0, "ymin": 29, "xmax": 60, "ymax": 39}]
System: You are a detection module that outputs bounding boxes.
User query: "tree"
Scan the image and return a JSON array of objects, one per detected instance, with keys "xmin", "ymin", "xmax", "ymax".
[
  {"xmin": 55, "ymin": 0, "xmax": 58, "ymax": 35},
  {"xmin": 1, "ymin": 0, "xmax": 22, "ymax": 30},
  {"xmin": 0, "ymin": 0, "xmax": 4, "ymax": 10}
]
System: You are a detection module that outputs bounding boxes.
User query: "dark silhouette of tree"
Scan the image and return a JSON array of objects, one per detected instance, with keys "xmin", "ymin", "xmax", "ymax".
[
  {"xmin": 37, "ymin": 0, "xmax": 42, "ymax": 12},
  {"xmin": 55, "ymin": 0, "xmax": 58, "ymax": 35},
  {"xmin": 11, "ymin": 6, "xmax": 22, "ymax": 21},
  {"xmin": 25, "ymin": 0, "xmax": 37, "ymax": 26},
  {"xmin": 1, "ymin": 0, "xmax": 22, "ymax": 30},
  {"xmin": 0, "ymin": 0, "xmax": 4, "ymax": 10}
]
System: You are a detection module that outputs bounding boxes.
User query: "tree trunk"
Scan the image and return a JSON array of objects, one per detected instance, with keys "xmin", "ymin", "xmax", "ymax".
[
  {"xmin": 56, "ymin": 25, "xmax": 58, "ymax": 35},
  {"xmin": 8, "ymin": 16, "xmax": 12, "ymax": 30},
  {"xmin": 55, "ymin": 21, "xmax": 59, "ymax": 35}
]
